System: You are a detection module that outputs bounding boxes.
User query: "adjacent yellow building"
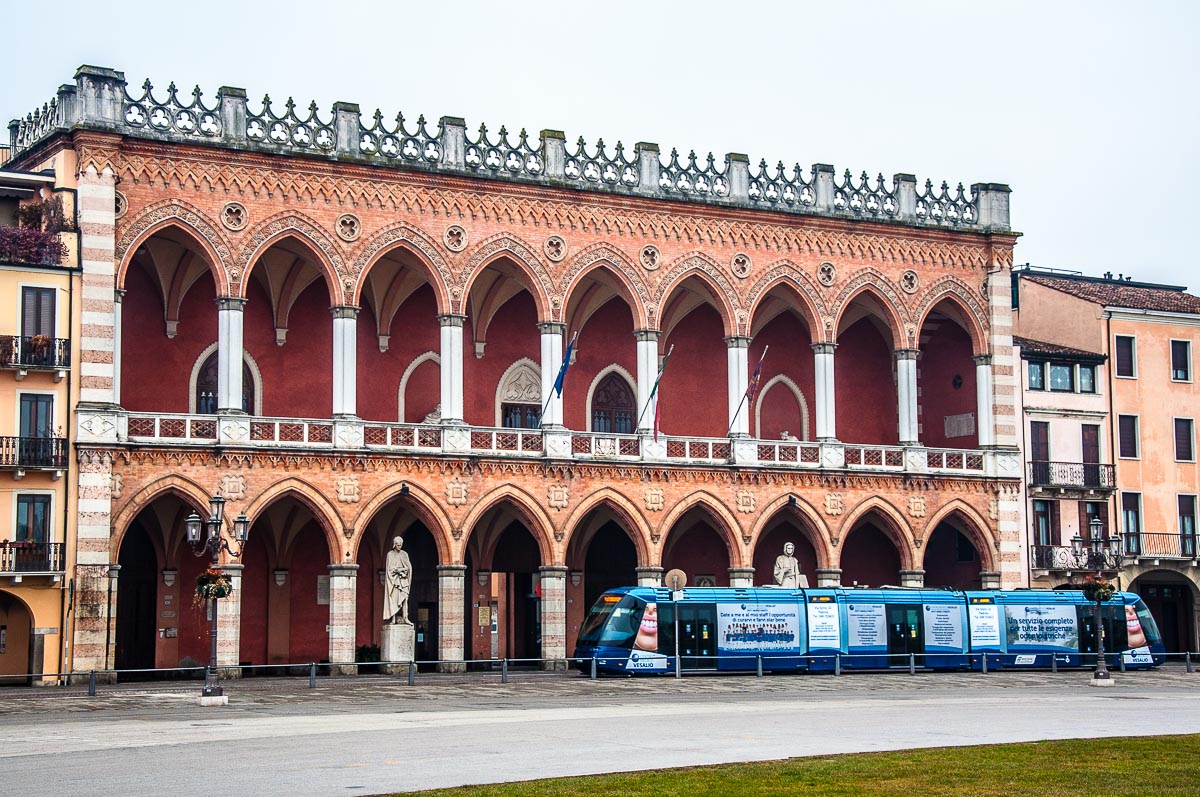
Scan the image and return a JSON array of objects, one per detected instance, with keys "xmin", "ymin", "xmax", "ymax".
[{"xmin": 0, "ymin": 161, "xmax": 78, "ymax": 684}]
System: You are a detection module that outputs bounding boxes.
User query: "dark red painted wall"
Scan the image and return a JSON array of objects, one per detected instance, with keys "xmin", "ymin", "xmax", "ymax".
[
  {"xmin": 564, "ymin": 299, "xmax": 636, "ymax": 430},
  {"xmin": 922, "ymin": 523, "xmax": 981, "ymax": 589},
  {"xmin": 839, "ymin": 524, "xmax": 901, "ymax": 587},
  {"xmin": 662, "ymin": 522, "xmax": 729, "ymax": 586},
  {"xmin": 836, "ymin": 320, "xmax": 898, "ymax": 445},
  {"xmin": 244, "ymin": 279, "xmax": 332, "ymax": 419},
  {"xmin": 121, "ymin": 263, "xmax": 218, "ymax": 412},
  {"xmin": 919, "ymin": 322, "xmax": 978, "ymax": 448},
  {"xmin": 358, "ymin": 284, "xmax": 440, "ymax": 422},
  {"xmin": 287, "ymin": 523, "xmax": 330, "ymax": 662},
  {"xmin": 239, "ymin": 533, "xmax": 270, "ymax": 665},
  {"xmin": 170, "ymin": 541, "xmax": 211, "ymax": 666},
  {"xmin": 658, "ymin": 307, "xmax": 727, "ymax": 438},
  {"xmin": 355, "ymin": 544, "xmax": 379, "ymax": 648},
  {"xmin": 751, "ymin": 314, "xmax": 815, "ymax": 440},
  {"xmin": 463, "ymin": 293, "xmax": 540, "ymax": 426}
]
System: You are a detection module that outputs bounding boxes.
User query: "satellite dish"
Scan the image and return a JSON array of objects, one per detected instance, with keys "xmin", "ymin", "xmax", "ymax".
[{"xmin": 664, "ymin": 569, "xmax": 687, "ymax": 591}]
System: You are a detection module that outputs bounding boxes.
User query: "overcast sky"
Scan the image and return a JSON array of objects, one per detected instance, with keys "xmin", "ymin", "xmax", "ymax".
[{"xmin": 5, "ymin": 1, "xmax": 1196, "ymax": 288}]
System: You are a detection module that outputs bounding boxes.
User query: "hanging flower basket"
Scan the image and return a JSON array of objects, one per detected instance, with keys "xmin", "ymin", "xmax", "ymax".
[
  {"xmin": 196, "ymin": 567, "xmax": 233, "ymax": 601},
  {"xmin": 1080, "ymin": 575, "xmax": 1115, "ymax": 603}
]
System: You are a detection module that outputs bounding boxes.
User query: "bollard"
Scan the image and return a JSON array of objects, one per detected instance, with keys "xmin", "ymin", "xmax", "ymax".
[
  {"xmin": 1119, "ymin": 654, "xmax": 1126, "ymax": 673},
  {"xmin": 408, "ymin": 661, "xmax": 416, "ymax": 686},
  {"xmin": 674, "ymin": 655, "xmax": 682, "ymax": 679},
  {"xmin": 756, "ymin": 655, "xmax": 763, "ymax": 678},
  {"xmin": 835, "ymin": 654, "xmax": 842, "ymax": 676},
  {"xmin": 1051, "ymin": 655, "xmax": 1058, "ymax": 673},
  {"xmin": 501, "ymin": 658, "xmax": 508, "ymax": 684},
  {"xmin": 982, "ymin": 655, "xmax": 988, "ymax": 675},
  {"xmin": 909, "ymin": 652, "xmax": 916, "ymax": 675},
  {"xmin": 88, "ymin": 670, "xmax": 97, "ymax": 697},
  {"xmin": 590, "ymin": 656, "xmax": 597, "ymax": 680},
  {"xmin": 1187, "ymin": 652, "xmax": 1194, "ymax": 674},
  {"xmin": 309, "ymin": 662, "xmax": 317, "ymax": 689}
]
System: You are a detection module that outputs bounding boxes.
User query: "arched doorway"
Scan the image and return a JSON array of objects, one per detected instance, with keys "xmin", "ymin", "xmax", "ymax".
[
  {"xmin": 753, "ymin": 512, "xmax": 820, "ymax": 588},
  {"xmin": 0, "ymin": 591, "xmax": 34, "ymax": 685},
  {"xmin": 1129, "ymin": 571, "xmax": 1197, "ymax": 653},
  {"xmin": 840, "ymin": 515, "xmax": 904, "ymax": 587},
  {"xmin": 564, "ymin": 506, "xmax": 639, "ymax": 651},
  {"xmin": 922, "ymin": 520, "xmax": 983, "ymax": 589},
  {"xmin": 661, "ymin": 506, "xmax": 732, "ymax": 587}
]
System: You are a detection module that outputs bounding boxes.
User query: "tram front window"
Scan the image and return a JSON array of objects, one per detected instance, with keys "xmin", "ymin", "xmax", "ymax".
[{"xmin": 578, "ymin": 594, "xmax": 646, "ymax": 649}]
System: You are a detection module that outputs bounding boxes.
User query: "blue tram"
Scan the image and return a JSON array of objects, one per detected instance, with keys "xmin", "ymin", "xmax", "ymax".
[{"xmin": 574, "ymin": 586, "xmax": 1165, "ymax": 675}]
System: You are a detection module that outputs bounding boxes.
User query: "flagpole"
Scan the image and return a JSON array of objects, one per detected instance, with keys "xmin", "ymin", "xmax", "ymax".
[
  {"xmin": 635, "ymin": 344, "xmax": 674, "ymax": 432},
  {"xmin": 727, "ymin": 344, "xmax": 768, "ymax": 437},
  {"xmin": 538, "ymin": 330, "xmax": 577, "ymax": 429}
]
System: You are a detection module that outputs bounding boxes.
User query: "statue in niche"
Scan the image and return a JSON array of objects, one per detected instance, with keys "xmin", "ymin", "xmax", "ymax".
[
  {"xmin": 773, "ymin": 541, "xmax": 801, "ymax": 589},
  {"xmin": 384, "ymin": 536, "xmax": 413, "ymax": 625}
]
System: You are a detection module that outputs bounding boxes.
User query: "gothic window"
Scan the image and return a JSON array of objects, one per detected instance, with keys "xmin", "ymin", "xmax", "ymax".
[
  {"xmin": 591, "ymin": 373, "xmax": 635, "ymax": 434},
  {"xmin": 196, "ymin": 352, "xmax": 255, "ymax": 414},
  {"xmin": 497, "ymin": 359, "xmax": 541, "ymax": 429}
]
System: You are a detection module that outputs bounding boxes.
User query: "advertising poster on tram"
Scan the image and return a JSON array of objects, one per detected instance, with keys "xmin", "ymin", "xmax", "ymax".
[
  {"xmin": 807, "ymin": 599, "xmax": 841, "ymax": 650},
  {"xmin": 968, "ymin": 604, "xmax": 1002, "ymax": 648},
  {"xmin": 1005, "ymin": 604, "xmax": 1078, "ymax": 650},
  {"xmin": 717, "ymin": 602, "xmax": 801, "ymax": 653},
  {"xmin": 846, "ymin": 603, "xmax": 887, "ymax": 651},
  {"xmin": 627, "ymin": 601, "xmax": 669, "ymax": 670},
  {"xmin": 923, "ymin": 603, "xmax": 964, "ymax": 653}
]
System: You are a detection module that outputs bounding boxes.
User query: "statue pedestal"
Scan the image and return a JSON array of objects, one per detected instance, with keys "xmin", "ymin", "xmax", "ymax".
[{"xmin": 381, "ymin": 623, "xmax": 415, "ymax": 675}]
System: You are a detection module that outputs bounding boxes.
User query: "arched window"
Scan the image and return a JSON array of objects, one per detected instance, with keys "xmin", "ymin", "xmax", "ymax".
[
  {"xmin": 591, "ymin": 373, "xmax": 635, "ymax": 434},
  {"xmin": 196, "ymin": 352, "xmax": 255, "ymax": 414}
]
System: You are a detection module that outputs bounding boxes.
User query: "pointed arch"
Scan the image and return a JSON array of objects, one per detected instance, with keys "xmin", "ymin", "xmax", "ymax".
[
  {"xmin": 657, "ymin": 490, "xmax": 745, "ymax": 568},
  {"xmin": 241, "ymin": 477, "xmax": 345, "ymax": 564},
  {"xmin": 560, "ymin": 487, "xmax": 654, "ymax": 567},
  {"xmin": 743, "ymin": 261, "xmax": 826, "ymax": 337},
  {"xmin": 754, "ymin": 374, "xmax": 810, "ymax": 442},
  {"xmin": 494, "ymin": 357, "xmax": 541, "ymax": 425},
  {"xmin": 115, "ymin": 199, "xmax": 233, "ymax": 294},
  {"xmin": 187, "ymin": 341, "xmax": 264, "ymax": 415},
  {"xmin": 348, "ymin": 480, "xmax": 455, "ymax": 564},
  {"xmin": 397, "ymin": 351, "xmax": 440, "ymax": 423},
  {"xmin": 829, "ymin": 268, "xmax": 909, "ymax": 348},
  {"xmin": 458, "ymin": 233, "xmax": 554, "ymax": 320},
  {"xmin": 921, "ymin": 499, "xmax": 997, "ymax": 571},
  {"xmin": 350, "ymin": 221, "xmax": 453, "ymax": 314},
  {"xmin": 111, "ymin": 474, "xmax": 213, "ymax": 560},
  {"xmin": 459, "ymin": 485, "xmax": 557, "ymax": 566},
  {"xmin": 747, "ymin": 493, "xmax": 833, "ymax": 569},
  {"xmin": 913, "ymin": 277, "xmax": 990, "ymax": 356},
  {"xmin": 585, "ymin": 364, "xmax": 637, "ymax": 432},
  {"xmin": 237, "ymin": 212, "xmax": 345, "ymax": 304},
  {"xmin": 651, "ymin": 252, "xmax": 739, "ymax": 337},
  {"xmin": 559, "ymin": 243, "xmax": 650, "ymax": 329},
  {"xmin": 836, "ymin": 496, "xmax": 916, "ymax": 570}
]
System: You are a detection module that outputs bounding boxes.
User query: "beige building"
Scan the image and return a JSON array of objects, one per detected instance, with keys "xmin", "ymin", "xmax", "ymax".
[
  {"xmin": 0, "ymin": 162, "xmax": 79, "ymax": 683},
  {"xmin": 1015, "ymin": 268, "xmax": 1200, "ymax": 652}
]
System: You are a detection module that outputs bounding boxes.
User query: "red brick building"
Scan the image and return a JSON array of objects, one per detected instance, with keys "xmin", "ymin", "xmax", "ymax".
[{"xmin": 7, "ymin": 66, "xmax": 1022, "ymax": 675}]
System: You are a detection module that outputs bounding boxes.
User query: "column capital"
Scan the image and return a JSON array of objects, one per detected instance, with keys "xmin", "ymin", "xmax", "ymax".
[
  {"xmin": 437, "ymin": 313, "xmax": 467, "ymax": 328},
  {"xmin": 895, "ymin": 348, "xmax": 921, "ymax": 361},
  {"xmin": 330, "ymin": 305, "xmax": 360, "ymax": 319},
  {"xmin": 113, "ymin": 288, "xmax": 126, "ymax": 302},
  {"xmin": 633, "ymin": 329, "xmax": 661, "ymax": 342},
  {"xmin": 437, "ymin": 563, "xmax": 468, "ymax": 575},
  {"xmin": 215, "ymin": 297, "xmax": 247, "ymax": 311},
  {"xmin": 537, "ymin": 322, "xmax": 567, "ymax": 336},
  {"xmin": 538, "ymin": 565, "xmax": 570, "ymax": 576},
  {"xmin": 216, "ymin": 563, "xmax": 245, "ymax": 574},
  {"xmin": 811, "ymin": 342, "xmax": 838, "ymax": 354},
  {"xmin": 327, "ymin": 563, "xmax": 360, "ymax": 575},
  {"xmin": 723, "ymin": 335, "xmax": 751, "ymax": 349},
  {"xmin": 973, "ymin": 354, "xmax": 993, "ymax": 366}
]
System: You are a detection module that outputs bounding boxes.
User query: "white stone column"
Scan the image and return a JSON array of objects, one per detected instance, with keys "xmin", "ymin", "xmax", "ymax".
[
  {"xmin": 216, "ymin": 564, "xmax": 243, "ymax": 672},
  {"xmin": 112, "ymin": 289, "xmax": 124, "ymax": 406},
  {"xmin": 728, "ymin": 568, "xmax": 756, "ymax": 588},
  {"xmin": 77, "ymin": 163, "xmax": 117, "ymax": 409},
  {"xmin": 331, "ymin": 306, "xmax": 359, "ymax": 418},
  {"xmin": 896, "ymin": 349, "xmax": 920, "ymax": 446},
  {"xmin": 634, "ymin": 330, "xmax": 660, "ymax": 433},
  {"xmin": 538, "ymin": 323, "xmax": 565, "ymax": 428},
  {"xmin": 813, "ymin": 343, "xmax": 838, "ymax": 441},
  {"xmin": 438, "ymin": 315, "xmax": 466, "ymax": 424},
  {"xmin": 327, "ymin": 564, "xmax": 358, "ymax": 674},
  {"xmin": 216, "ymin": 298, "xmax": 246, "ymax": 414},
  {"xmin": 635, "ymin": 566, "xmax": 664, "ymax": 587},
  {"xmin": 975, "ymin": 354, "xmax": 995, "ymax": 447},
  {"xmin": 437, "ymin": 564, "xmax": 467, "ymax": 671},
  {"xmin": 539, "ymin": 566, "xmax": 568, "ymax": 666},
  {"xmin": 726, "ymin": 336, "xmax": 750, "ymax": 437}
]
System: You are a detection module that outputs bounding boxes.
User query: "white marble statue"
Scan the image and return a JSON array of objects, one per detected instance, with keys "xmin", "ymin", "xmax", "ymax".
[
  {"xmin": 773, "ymin": 541, "xmax": 800, "ymax": 588},
  {"xmin": 384, "ymin": 536, "xmax": 413, "ymax": 625}
]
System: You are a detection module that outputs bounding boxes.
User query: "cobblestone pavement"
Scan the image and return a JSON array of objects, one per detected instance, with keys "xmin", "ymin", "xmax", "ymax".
[{"xmin": 1, "ymin": 664, "xmax": 1196, "ymax": 718}]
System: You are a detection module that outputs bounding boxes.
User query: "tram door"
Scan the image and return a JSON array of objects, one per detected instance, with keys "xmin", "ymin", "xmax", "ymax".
[
  {"xmin": 677, "ymin": 603, "xmax": 717, "ymax": 669},
  {"xmin": 1079, "ymin": 605, "xmax": 1126, "ymax": 665},
  {"xmin": 887, "ymin": 605, "xmax": 924, "ymax": 666}
]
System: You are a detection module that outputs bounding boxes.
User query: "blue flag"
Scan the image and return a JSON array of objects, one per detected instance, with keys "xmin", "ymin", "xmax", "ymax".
[{"xmin": 553, "ymin": 331, "xmax": 577, "ymax": 397}]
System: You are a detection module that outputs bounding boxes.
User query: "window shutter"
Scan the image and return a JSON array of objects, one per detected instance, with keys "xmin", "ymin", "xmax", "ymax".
[
  {"xmin": 1176, "ymin": 419, "xmax": 1194, "ymax": 461},
  {"xmin": 1118, "ymin": 416, "xmax": 1138, "ymax": 458},
  {"xmin": 1115, "ymin": 337, "xmax": 1134, "ymax": 377},
  {"xmin": 1051, "ymin": 501, "xmax": 1061, "ymax": 544},
  {"xmin": 38, "ymin": 288, "xmax": 54, "ymax": 336},
  {"xmin": 1172, "ymin": 341, "xmax": 1190, "ymax": 379}
]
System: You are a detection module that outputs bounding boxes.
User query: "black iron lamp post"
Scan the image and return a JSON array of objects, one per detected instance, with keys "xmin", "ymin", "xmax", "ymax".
[
  {"xmin": 185, "ymin": 495, "xmax": 249, "ymax": 698},
  {"xmin": 1071, "ymin": 516, "xmax": 1125, "ymax": 682}
]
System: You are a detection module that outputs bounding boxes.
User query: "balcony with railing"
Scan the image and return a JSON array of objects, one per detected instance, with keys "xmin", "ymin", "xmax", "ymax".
[
  {"xmin": 1028, "ymin": 461, "xmax": 1115, "ymax": 492},
  {"xmin": 1033, "ymin": 532, "xmax": 1198, "ymax": 572},
  {"xmin": 0, "ymin": 436, "xmax": 68, "ymax": 474},
  {"xmin": 0, "ymin": 335, "xmax": 71, "ymax": 379},
  {"xmin": 107, "ymin": 410, "xmax": 1015, "ymax": 479},
  {"xmin": 0, "ymin": 541, "xmax": 65, "ymax": 575}
]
